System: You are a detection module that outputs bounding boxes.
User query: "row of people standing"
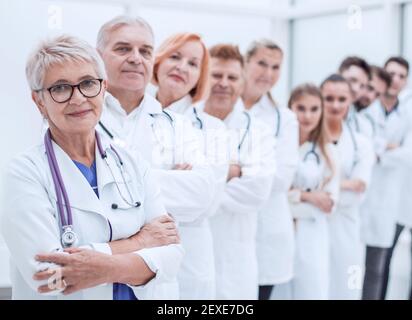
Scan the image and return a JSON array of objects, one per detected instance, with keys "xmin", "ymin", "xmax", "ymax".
[
  {"xmin": 339, "ymin": 56, "xmax": 412, "ymax": 300},
  {"xmin": 2, "ymin": 13, "xmax": 411, "ymax": 300},
  {"xmin": 144, "ymin": 25, "xmax": 412, "ymax": 299}
]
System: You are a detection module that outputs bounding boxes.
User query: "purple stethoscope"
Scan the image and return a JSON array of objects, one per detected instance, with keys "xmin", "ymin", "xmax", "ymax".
[{"xmin": 44, "ymin": 129, "xmax": 141, "ymax": 248}]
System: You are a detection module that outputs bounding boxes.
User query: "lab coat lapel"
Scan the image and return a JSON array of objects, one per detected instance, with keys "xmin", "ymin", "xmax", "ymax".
[
  {"xmin": 95, "ymin": 135, "xmax": 132, "ymax": 195},
  {"xmin": 339, "ymin": 126, "xmax": 354, "ymax": 178},
  {"xmin": 49, "ymin": 141, "xmax": 105, "ymax": 216},
  {"xmin": 134, "ymin": 95, "xmax": 160, "ymax": 162}
]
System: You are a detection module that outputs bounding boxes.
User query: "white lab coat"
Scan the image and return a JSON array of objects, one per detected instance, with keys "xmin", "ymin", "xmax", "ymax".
[
  {"xmin": 346, "ymin": 105, "xmax": 374, "ymax": 140},
  {"xmin": 328, "ymin": 124, "xmax": 375, "ymax": 300},
  {"xmin": 245, "ymin": 94, "xmax": 299, "ymax": 285},
  {"xmin": 205, "ymin": 99, "xmax": 276, "ymax": 299},
  {"xmin": 288, "ymin": 142, "xmax": 340, "ymax": 300},
  {"xmin": 360, "ymin": 100, "xmax": 412, "ymax": 248},
  {"xmin": 0, "ymin": 135, "xmax": 184, "ymax": 300},
  {"xmin": 98, "ymin": 93, "xmax": 215, "ymax": 299},
  {"xmin": 161, "ymin": 94, "xmax": 229, "ymax": 300},
  {"xmin": 397, "ymin": 98, "xmax": 412, "ymax": 228}
]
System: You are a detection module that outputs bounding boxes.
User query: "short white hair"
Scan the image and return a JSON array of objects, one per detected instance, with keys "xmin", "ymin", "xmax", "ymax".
[
  {"xmin": 25, "ymin": 35, "xmax": 107, "ymax": 91},
  {"xmin": 96, "ymin": 15, "xmax": 154, "ymax": 52}
]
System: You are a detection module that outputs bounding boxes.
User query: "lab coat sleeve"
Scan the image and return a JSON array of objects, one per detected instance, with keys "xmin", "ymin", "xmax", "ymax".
[
  {"xmin": 152, "ymin": 166, "xmax": 215, "ymax": 223},
  {"xmin": 218, "ymin": 124, "xmax": 276, "ymax": 215},
  {"xmin": 128, "ymin": 166, "xmax": 184, "ymax": 298},
  {"xmin": 289, "ymin": 144, "xmax": 341, "ymax": 219},
  {"xmin": 288, "ymin": 191, "xmax": 326, "ymax": 220},
  {"xmin": 270, "ymin": 113, "xmax": 299, "ymax": 193},
  {"xmin": 379, "ymin": 126, "xmax": 412, "ymax": 169},
  {"xmin": 152, "ymin": 119, "xmax": 215, "ymax": 223},
  {"xmin": 0, "ymin": 157, "xmax": 65, "ymax": 295},
  {"xmin": 202, "ymin": 123, "xmax": 230, "ymax": 218},
  {"xmin": 359, "ymin": 114, "xmax": 374, "ymax": 140}
]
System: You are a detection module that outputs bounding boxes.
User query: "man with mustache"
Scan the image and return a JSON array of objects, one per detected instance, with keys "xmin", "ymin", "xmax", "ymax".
[
  {"xmin": 197, "ymin": 44, "xmax": 276, "ymax": 299},
  {"xmin": 96, "ymin": 15, "xmax": 216, "ymax": 299},
  {"xmin": 357, "ymin": 66, "xmax": 391, "ymax": 112}
]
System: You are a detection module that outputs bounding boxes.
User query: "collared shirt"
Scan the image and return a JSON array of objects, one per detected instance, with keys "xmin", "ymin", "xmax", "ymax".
[{"xmin": 382, "ymin": 98, "xmax": 399, "ymax": 117}]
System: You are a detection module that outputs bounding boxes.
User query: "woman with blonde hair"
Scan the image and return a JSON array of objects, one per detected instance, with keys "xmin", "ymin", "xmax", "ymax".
[
  {"xmin": 241, "ymin": 40, "xmax": 299, "ymax": 300},
  {"xmin": 150, "ymin": 32, "xmax": 228, "ymax": 299},
  {"xmin": 321, "ymin": 74, "xmax": 374, "ymax": 300},
  {"xmin": 287, "ymin": 83, "xmax": 340, "ymax": 299}
]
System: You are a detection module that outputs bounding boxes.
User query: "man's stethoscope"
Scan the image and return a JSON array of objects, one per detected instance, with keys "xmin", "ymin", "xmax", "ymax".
[
  {"xmin": 44, "ymin": 129, "xmax": 141, "ymax": 248},
  {"xmin": 99, "ymin": 110, "xmax": 176, "ymax": 161},
  {"xmin": 238, "ymin": 111, "xmax": 251, "ymax": 151},
  {"xmin": 273, "ymin": 106, "xmax": 280, "ymax": 137},
  {"xmin": 192, "ymin": 107, "xmax": 203, "ymax": 130}
]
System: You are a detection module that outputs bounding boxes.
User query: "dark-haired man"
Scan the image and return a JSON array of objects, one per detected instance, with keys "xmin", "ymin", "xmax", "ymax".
[
  {"xmin": 339, "ymin": 56, "xmax": 374, "ymax": 138},
  {"xmin": 379, "ymin": 56, "xmax": 412, "ymax": 300},
  {"xmin": 357, "ymin": 66, "xmax": 391, "ymax": 112},
  {"xmin": 361, "ymin": 56, "xmax": 412, "ymax": 300}
]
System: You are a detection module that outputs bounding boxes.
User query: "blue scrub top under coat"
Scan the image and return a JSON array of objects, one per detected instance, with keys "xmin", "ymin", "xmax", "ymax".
[{"xmin": 73, "ymin": 160, "xmax": 137, "ymax": 301}]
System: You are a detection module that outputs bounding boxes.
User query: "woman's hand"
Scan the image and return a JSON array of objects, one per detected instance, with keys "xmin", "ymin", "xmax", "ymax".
[
  {"xmin": 386, "ymin": 142, "xmax": 400, "ymax": 151},
  {"xmin": 301, "ymin": 190, "xmax": 334, "ymax": 213},
  {"xmin": 173, "ymin": 163, "xmax": 193, "ymax": 170},
  {"xmin": 341, "ymin": 179, "xmax": 366, "ymax": 193},
  {"xmin": 34, "ymin": 248, "xmax": 113, "ymax": 295},
  {"xmin": 227, "ymin": 164, "xmax": 242, "ymax": 181},
  {"xmin": 131, "ymin": 214, "xmax": 180, "ymax": 249},
  {"xmin": 34, "ymin": 249, "xmax": 155, "ymax": 295}
]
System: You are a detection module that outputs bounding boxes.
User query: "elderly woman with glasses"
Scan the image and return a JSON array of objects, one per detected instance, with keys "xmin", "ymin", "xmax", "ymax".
[{"xmin": 1, "ymin": 35, "xmax": 183, "ymax": 300}]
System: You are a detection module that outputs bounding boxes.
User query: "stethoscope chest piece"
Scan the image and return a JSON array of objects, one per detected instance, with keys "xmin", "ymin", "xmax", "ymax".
[{"xmin": 61, "ymin": 225, "xmax": 78, "ymax": 248}]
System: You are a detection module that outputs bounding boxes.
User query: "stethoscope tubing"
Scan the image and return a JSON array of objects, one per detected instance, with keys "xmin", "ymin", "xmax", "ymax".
[{"xmin": 45, "ymin": 129, "xmax": 73, "ymax": 226}]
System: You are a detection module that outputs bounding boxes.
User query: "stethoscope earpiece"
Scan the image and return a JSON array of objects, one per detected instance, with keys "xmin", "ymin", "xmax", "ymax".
[{"xmin": 111, "ymin": 202, "xmax": 141, "ymax": 210}]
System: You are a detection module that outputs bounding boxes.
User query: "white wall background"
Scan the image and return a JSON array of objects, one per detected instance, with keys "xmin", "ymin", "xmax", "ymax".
[
  {"xmin": 403, "ymin": 2, "xmax": 412, "ymax": 83},
  {"xmin": 0, "ymin": 0, "xmax": 411, "ymax": 297},
  {"xmin": 291, "ymin": 8, "xmax": 391, "ymax": 86}
]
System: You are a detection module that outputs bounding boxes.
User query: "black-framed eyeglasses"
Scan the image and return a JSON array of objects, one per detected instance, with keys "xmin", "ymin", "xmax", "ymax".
[{"xmin": 37, "ymin": 78, "xmax": 103, "ymax": 103}]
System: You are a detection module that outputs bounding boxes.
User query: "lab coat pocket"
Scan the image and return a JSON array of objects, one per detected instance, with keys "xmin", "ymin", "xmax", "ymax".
[{"xmin": 102, "ymin": 180, "xmax": 145, "ymax": 240}]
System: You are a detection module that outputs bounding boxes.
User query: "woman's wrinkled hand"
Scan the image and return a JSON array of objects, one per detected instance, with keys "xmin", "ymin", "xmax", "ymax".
[
  {"xmin": 33, "ymin": 248, "xmax": 113, "ymax": 295},
  {"xmin": 131, "ymin": 214, "xmax": 180, "ymax": 249}
]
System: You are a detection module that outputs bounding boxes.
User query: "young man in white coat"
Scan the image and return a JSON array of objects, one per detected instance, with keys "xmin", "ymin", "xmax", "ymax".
[
  {"xmin": 339, "ymin": 57, "xmax": 374, "ymax": 139},
  {"xmin": 361, "ymin": 56, "xmax": 412, "ymax": 300},
  {"xmin": 357, "ymin": 66, "xmax": 392, "ymax": 114},
  {"xmin": 95, "ymin": 16, "xmax": 216, "ymax": 299},
  {"xmin": 241, "ymin": 40, "xmax": 299, "ymax": 300},
  {"xmin": 200, "ymin": 44, "xmax": 276, "ymax": 299},
  {"xmin": 379, "ymin": 56, "xmax": 412, "ymax": 300}
]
